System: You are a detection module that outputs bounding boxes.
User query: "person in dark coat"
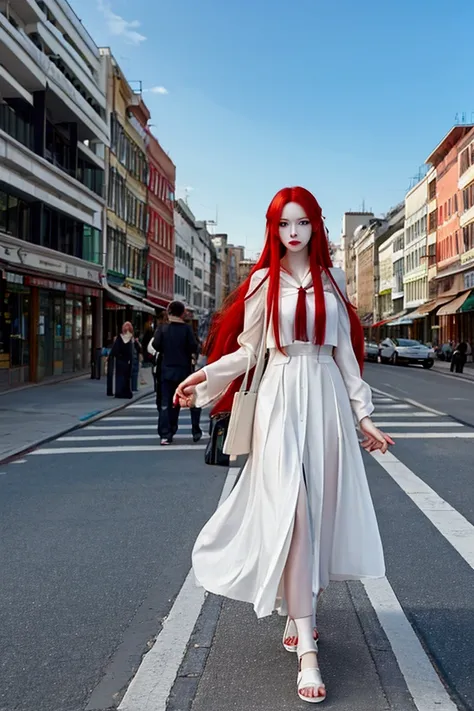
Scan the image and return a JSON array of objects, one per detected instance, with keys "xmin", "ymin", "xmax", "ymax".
[
  {"xmin": 451, "ymin": 341, "xmax": 468, "ymax": 374},
  {"xmin": 109, "ymin": 322, "xmax": 134, "ymax": 399},
  {"xmin": 152, "ymin": 301, "xmax": 202, "ymax": 445}
]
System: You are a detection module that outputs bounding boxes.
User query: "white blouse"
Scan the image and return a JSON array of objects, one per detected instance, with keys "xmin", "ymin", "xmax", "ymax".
[{"xmin": 196, "ymin": 266, "xmax": 374, "ymax": 423}]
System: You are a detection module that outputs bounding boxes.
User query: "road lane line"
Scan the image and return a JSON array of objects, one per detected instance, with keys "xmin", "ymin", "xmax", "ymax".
[
  {"xmin": 30, "ymin": 445, "xmax": 207, "ymax": 454},
  {"xmin": 58, "ymin": 434, "xmax": 210, "ymax": 441},
  {"xmin": 384, "ymin": 432, "xmax": 474, "ymax": 438},
  {"xmin": 117, "ymin": 467, "xmax": 240, "ymax": 711},
  {"xmin": 371, "ymin": 387, "xmax": 447, "ymax": 416},
  {"xmin": 88, "ymin": 425, "xmax": 194, "ymax": 430},
  {"xmin": 371, "ymin": 412, "xmax": 437, "ymax": 418},
  {"xmin": 371, "ymin": 450, "xmax": 474, "ymax": 569},
  {"xmin": 372, "ymin": 422, "xmax": 463, "ymax": 428},
  {"xmin": 363, "ymin": 577, "xmax": 458, "ymax": 711}
]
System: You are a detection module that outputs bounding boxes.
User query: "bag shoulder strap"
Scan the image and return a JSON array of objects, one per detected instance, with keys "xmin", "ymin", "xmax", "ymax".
[{"xmin": 240, "ymin": 285, "xmax": 268, "ymax": 394}]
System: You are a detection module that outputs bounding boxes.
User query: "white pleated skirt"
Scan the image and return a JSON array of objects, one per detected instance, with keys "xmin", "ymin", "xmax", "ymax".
[{"xmin": 192, "ymin": 344, "xmax": 385, "ymax": 619}]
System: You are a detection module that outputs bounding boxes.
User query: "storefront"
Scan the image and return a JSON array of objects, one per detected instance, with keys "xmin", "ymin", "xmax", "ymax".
[
  {"xmin": 0, "ymin": 233, "xmax": 103, "ymax": 390},
  {"xmin": 103, "ymin": 282, "xmax": 155, "ymax": 347}
]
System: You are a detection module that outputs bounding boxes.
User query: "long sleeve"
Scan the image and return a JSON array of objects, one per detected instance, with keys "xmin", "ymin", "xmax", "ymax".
[
  {"xmin": 332, "ymin": 270, "xmax": 374, "ymax": 424},
  {"xmin": 194, "ymin": 270, "xmax": 267, "ymax": 408}
]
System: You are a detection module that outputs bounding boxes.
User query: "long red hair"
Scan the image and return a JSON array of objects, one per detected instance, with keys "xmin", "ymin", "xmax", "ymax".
[{"xmin": 205, "ymin": 187, "xmax": 364, "ymax": 415}]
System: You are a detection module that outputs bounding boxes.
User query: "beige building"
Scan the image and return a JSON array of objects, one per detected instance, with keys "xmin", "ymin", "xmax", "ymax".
[
  {"xmin": 340, "ymin": 212, "xmax": 374, "ymax": 305},
  {"xmin": 239, "ymin": 259, "xmax": 257, "ymax": 284},
  {"xmin": 100, "ymin": 49, "xmax": 154, "ymax": 339},
  {"xmin": 404, "ymin": 176, "xmax": 428, "ymax": 311}
]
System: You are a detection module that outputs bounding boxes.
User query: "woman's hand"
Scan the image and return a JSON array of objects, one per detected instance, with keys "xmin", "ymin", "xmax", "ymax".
[
  {"xmin": 359, "ymin": 417, "xmax": 394, "ymax": 454},
  {"xmin": 174, "ymin": 370, "xmax": 207, "ymax": 408}
]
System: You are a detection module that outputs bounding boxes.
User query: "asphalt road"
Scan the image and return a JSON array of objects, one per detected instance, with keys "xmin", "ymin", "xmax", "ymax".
[{"xmin": 0, "ymin": 365, "xmax": 473, "ymax": 711}]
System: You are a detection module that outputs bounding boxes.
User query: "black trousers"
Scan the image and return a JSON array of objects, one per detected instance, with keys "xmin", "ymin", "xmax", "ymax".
[
  {"xmin": 158, "ymin": 378, "xmax": 202, "ymax": 440},
  {"xmin": 451, "ymin": 353, "xmax": 467, "ymax": 373}
]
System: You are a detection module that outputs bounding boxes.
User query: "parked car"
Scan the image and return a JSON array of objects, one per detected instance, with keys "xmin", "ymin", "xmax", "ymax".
[
  {"xmin": 379, "ymin": 338, "xmax": 435, "ymax": 368},
  {"xmin": 364, "ymin": 341, "xmax": 380, "ymax": 362}
]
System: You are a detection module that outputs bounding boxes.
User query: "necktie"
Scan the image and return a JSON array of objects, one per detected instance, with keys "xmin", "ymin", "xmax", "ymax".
[{"xmin": 294, "ymin": 285, "xmax": 311, "ymax": 342}]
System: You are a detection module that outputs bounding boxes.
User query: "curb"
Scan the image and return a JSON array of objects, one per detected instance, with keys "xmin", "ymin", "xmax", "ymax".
[
  {"xmin": 432, "ymin": 367, "xmax": 474, "ymax": 383},
  {"xmin": 0, "ymin": 387, "xmax": 155, "ymax": 466}
]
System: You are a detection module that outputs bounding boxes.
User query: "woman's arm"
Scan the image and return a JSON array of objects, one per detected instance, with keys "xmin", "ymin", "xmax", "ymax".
[
  {"xmin": 332, "ymin": 271, "xmax": 374, "ymax": 424},
  {"xmin": 176, "ymin": 270, "xmax": 267, "ymax": 408}
]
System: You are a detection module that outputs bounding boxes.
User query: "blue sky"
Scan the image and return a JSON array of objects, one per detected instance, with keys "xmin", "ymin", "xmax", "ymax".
[{"xmin": 72, "ymin": 0, "xmax": 474, "ymax": 257}]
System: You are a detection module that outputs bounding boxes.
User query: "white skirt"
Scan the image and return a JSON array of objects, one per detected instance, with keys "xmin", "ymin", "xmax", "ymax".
[{"xmin": 192, "ymin": 344, "xmax": 385, "ymax": 619}]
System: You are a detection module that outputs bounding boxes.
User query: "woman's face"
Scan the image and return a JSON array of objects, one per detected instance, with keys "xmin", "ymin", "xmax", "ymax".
[{"xmin": 278, "ymin": 202, "xmax": 312, "ymax": 253}]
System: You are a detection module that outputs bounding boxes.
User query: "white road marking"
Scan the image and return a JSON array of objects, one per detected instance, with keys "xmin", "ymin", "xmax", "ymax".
[
  {"xmin": 386, "ymin": 432, "xmax": 474, "ymax": 439},
  {"xmin": 30, "ymin": 445, "xmax": 207, "ymax": 455},
  {"xmin": 371, "ymin": 412, "xmax": 436, "ymax": 418},
  {"xmin": 128, "ymin": 404, "xmax": 161, "ymax": 409},
  {"xmin": 371, "ymin": 450, "xmax": 474, "ymax": 568},
  {"xmin": 88, "ymin": 425, "xmax": 195, "ymax": 431},
  {"xmin": 117, "ymin": 467, "xmax": 240, "ymax": 711},
  {"xmin": 371, "ymin": 387, "xmax": 447, "ymax": 416},
  {"xmin": 101, "ymin": 416, "xmax": 191, "ymax": 422},
  {"xmin": 363, "ymin": 577, "xmax": 458, "ymax": 711},
  {"xmin": 58, "ymin": 434, "xmax": 209, "ymax": 441},
  {"xmin": 11, "ymin": 459, "xmax": 27, "ymax": 464},
  {"xmin": 373, "ymin": 422, "xmax": 463, "ymax": 428}
]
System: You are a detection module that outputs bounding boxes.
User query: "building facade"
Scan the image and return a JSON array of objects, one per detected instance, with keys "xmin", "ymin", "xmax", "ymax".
[
  {"xmin": 426, "ymin": 126, "xmax": 474, "ymax": 344},
  {"xmin": 145, "ymin": 130, "xmax": 175, "ymax": 312},
  {"xmin": 100, "ymin": 49, "xmax": 154, "ymax": 343},
  {"xmin": 173, "ymin": 199, "xmax": 195, "ymax": 309},
  {"xmin": 340, "ymin": 211, "xmax": 374, "ymax": 305},
  {"xmin": 0, "ymin": 0, "xmax": 108, "ymax": 388}
]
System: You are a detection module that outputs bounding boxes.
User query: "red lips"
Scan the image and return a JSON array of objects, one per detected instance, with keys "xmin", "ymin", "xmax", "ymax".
[{"xmin": 289, "ymin": 240, "xmax": 301, "ymax": 246}]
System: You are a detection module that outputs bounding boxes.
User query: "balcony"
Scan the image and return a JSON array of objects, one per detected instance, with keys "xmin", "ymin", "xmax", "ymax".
[
  {"xmin": 460, "ymin": 204, "xmax": 474, "ymax": 229},
  {"xmin": 459, "ymin": 163, "xmax": 474, "ymax": 191},
  {"xmin": 33, "ymin": 20, "xmax": 106, "ymax": 110},
  {"xmin": 0, "ymin": 129, "xmax": 104, "ymax": 229},
  {"xmin": 0, "ymin": 13, "xmax": 108, "ymax": 145}
]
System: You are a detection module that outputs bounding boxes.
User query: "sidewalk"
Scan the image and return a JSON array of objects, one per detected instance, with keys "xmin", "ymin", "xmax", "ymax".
[
  {"xmin": 0, "ymin": 369, "xmax": 154, "ymax": 463},
  {"xmin": 432, "ymin": 358, "xmax": 474, "ymax": 381}
]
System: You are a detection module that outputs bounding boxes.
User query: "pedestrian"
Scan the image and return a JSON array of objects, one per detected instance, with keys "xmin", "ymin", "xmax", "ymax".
[
  {"xmin": 108, "ymin": 322, "xmax": 134, "ymax": 399},
  {"xmin": 451, "ymin": 341, "xmax": 468, "ymax": 374},
  {"xmin": 141, "ymin": 319, "xmax": 155, "ymax": 369},
  {"xmin": 131, "ymin": 335, "xmax": 143, "ymax": 391},
  {"xmin": 152, "ymin": 301, "xmax": 202, "ymax": 446},
  {"xmin": 174, "ymin": 187, "xmax": 394, "ymax": 704}
]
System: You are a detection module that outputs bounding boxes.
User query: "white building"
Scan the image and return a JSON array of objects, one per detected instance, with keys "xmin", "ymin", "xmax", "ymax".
[
  {"xmin": 378, "ymin": 234, "xmax": 394, "ymax": 319},
  {"xmin": 174, "ymin": 199, "xmax": 194, "ymax": 307},
  {"xmin": 340, "ymin": 211, "xmax": 374, "ymax": 303},
  {"xmin": 404, "ymin": 176, "xmax": 428, "ymax": 310},
  {"xmin": 0, "ymin": 0, "xmax": 108, "ymax": 388}
]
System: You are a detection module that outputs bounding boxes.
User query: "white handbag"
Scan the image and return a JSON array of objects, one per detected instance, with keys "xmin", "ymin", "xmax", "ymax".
[{"xmin": 222, "ymin": 323, "xmax": 268, "ymax": 459}]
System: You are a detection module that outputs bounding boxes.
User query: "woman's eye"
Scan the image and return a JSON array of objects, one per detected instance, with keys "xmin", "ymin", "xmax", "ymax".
[
  {"xmin": 300, "ymin": 220, "xmax": 310, "ymax": 225},
  {"xmin": 279, "ymin": 221, "xmax": 288, "ymax": 227}
]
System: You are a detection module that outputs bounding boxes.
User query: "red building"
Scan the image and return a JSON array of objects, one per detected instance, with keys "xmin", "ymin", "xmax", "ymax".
[
  {"xmin": 145, "ymin": 131, "xmax": 176, "ymax": 311},
  {"xmin": 426, "ymin": 125, "xmax": 474, "ymax": 344}
]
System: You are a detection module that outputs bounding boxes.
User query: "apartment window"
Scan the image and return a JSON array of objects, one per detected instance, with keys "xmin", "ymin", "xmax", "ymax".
[
  {"xmin": 428, "ymin": 210, "xmax": 437, "ymax": 232},
  {"xmin": 428, "ymin": 179, "xmax": 436, "ymax": 201},
  {"xmin": 0, "ymin": 190, "xmax": 30, "ymax": 241},
  {"xmin": 0, "ymin": 101, "xmax": 34, "ymax": 150},
  {"xmin": 107, "ymin": 227, "xmax": 127, "ymax": 274},
  {"xmin": 463, "ymin": 223, "xmax": 474, "ymax": 253},
  {"xmin": 460, "ymin": 143, "xmax": 474, "ymax": 176},
  {"xmin": 439, "ymin": 205, "xmax": 443, "ymax": 223}
]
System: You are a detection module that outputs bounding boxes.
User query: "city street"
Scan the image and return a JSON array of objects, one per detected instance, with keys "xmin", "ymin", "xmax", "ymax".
[{"xmin": 0, "ymin": 363, "xmax": 473, "ymax": 711}]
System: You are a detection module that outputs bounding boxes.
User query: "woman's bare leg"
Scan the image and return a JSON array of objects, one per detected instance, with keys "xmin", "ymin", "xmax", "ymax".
[{"xmin": 284, "ymin": 484, "xmax": 325, "ymax": 700}]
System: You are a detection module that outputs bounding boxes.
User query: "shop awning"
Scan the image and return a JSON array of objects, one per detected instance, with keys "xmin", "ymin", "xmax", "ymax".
[
  {"xmin": 461, "ymin": 290, "xmax": 474, "ymax": 312},
  {"xmin": 371, "ymin": 318, "xmax": 392, "ymax": 328},
  {"xmin": 360, "ymin": 313, "xmax": 374, "ymax": 328},
  {"xmin": 104, "ymin": 284, "xmax": 155, "ymax": 315},
  {"xmin": 409, "ymin": 296, "xmax": 454, "ymax": 319},
  {"xmin": 386, "ymin": 309, "xmax": 417, "ymax": 326},
  {"xmin": 437, "ymin": 290, "xmax": 473, "ymax": 317},
  {"xmin": 143, "ymin": 297, "xmax": 169, "ymax": 310}
]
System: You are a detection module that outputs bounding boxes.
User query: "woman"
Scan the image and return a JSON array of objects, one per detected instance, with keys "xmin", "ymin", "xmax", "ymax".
[
  {"xmin": 175, "ymin": 187, "xmax": 393, "ymax": 704},
  {"xmin": 109, "ymin": 321, "xmax": 134, "ymax": 399}
]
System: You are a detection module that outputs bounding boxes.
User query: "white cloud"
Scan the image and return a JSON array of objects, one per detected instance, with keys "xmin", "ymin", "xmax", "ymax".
[
  {"xmin": 97, "ymin": 1, "xmax": 146, "ymax": 45},
  {"xmin": 149, "ymin": 86, "xmax": 169, "ymax": 95}
]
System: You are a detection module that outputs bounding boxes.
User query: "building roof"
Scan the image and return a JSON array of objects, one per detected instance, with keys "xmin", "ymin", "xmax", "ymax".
[{"xmin": 425, "ymin": 125, "xmax": 474, "ymax": 166}]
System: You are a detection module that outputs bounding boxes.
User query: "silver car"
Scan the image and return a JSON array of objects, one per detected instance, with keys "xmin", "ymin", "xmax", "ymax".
[
  {"xmin": 364, "ymin": 341, "xmax": 380, "ymax": 362},
  {"xmin": 379, "ymin": 338, "xmax": 435, "ymax": 369}
]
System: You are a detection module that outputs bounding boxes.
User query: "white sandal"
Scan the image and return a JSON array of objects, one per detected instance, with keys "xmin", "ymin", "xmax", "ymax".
[
  {"xmin": 283, "ymin": 616, "xmax": 319, "ymax": 653},
  {"xmin": 297, "ymin": 643, "xmax": 326, "ymax": 704}
]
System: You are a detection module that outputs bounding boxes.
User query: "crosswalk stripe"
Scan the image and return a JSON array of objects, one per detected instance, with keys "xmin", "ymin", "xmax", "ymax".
[
  {"xmin": 386, "ymin": 432, "xmax": 474, "ymax": 438},
  {"xmin": 30, "ymin": 445, "xmax": 207, "ymax": 455},
  {"xmin": 371, "ymin": 412, "xmax": 436, "ymax": 418},
  {"xmin": 88, "ymin": 425, "xmax": 195, "ymax": 431},
  {"xmin": 371, "ymin": 450, "xmax": 474, "ymax": 569},
  {"xmin": 373, "ymin": 422, "xmax": 463, "ymax": 428},
  {"xmin": 58, "ymin": 434, "xmax": 209, "ymax": 441}
]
